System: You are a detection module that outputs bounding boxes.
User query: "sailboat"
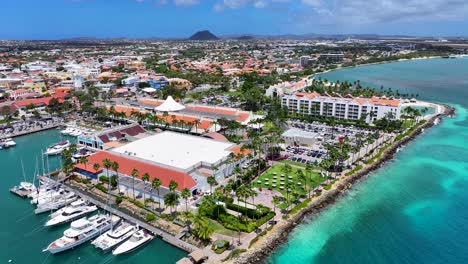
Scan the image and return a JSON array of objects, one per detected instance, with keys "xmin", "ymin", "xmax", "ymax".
[{"xmin": 10, "ymin": 159, "xmax": 37, "ymax": 198}]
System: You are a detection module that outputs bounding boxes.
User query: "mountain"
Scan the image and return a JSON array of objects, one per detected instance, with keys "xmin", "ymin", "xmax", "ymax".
[{"xmin": 189, "ymin": 30, "xmax": 219, "ymax": 41}]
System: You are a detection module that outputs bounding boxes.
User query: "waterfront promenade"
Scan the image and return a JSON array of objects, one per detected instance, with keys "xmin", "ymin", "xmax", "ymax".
[{"xmin": 0, "ymin": 122, "xmax": 63, "ymax": 139}]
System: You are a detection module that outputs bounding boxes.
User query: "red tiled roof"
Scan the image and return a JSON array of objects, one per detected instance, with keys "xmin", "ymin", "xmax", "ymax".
[
  {"xmin": 74, "ymin": 151, "xmax": 197, "ymax": 191},
  {"xmin": 14, "ymin": 92, "xmax": 68, "ymax": 107},
  {"xmin": 202, "ymin": 132, "xmax": 229, "ymax": 142}
]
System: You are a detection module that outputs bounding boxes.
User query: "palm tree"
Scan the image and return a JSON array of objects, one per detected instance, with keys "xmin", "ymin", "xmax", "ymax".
[
  {"xmin": 164, "ymin": 192, "xmax": 179, "ymax": 215},
  {"xmin": 79, "ymin": 156, "xmax": 88, "ymax": 170},
  {"xmin": 207, "ymin": 176, "xmax": 217, "ymax": 195},
  {"xmin": 181, "ymin": 188, "xmax": 191, "ymax": 214},
  {"xmin": 297, "ymin": 169, "xmax": 306, "ymax": 197},
  {"xmin": 111, "ymin": 161, "xmax": 120, "ymax": 194},
  {"xmin": 93, "ymin": 163, "xmax": 100, "ymax": 174},
  {"xmin": 169, "ymin": 180, "xmax": 178, "ymax": 193},
  {"xmin": 305, "ymin": 164, "xmax": 312, "ymax": 199},
  {"xmin": 142, "ymin": 173, "xmax": 150, "ymax": 206},
  {"xmin": 102, "ymin": 159, "xmax": 112, "ymax": 199},
  {"xmin": 212, "ymin": 120, "xmax": 219, "ymax": 131},
  {"xmin": 194, "ymin": 119, "xmax": 201, "ymax": 133},
  {"xmin": 151, "ymin": 178, "xmax": 162, "ymax": 211},
  {"xmin": 285, "ymin": 180, "xmax": 293, "ymax": 211},
  {"xmin": 131, "ymin": 169, "xmax": 139, "ymax": 200},
  {"xmin": 272, "ymin": 196, "xmax": 280, "ymax": 214}
]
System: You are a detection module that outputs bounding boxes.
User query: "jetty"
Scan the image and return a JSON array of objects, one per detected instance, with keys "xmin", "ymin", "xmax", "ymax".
[{"xmin": 42, "ymin": 177, "xmax": 200, "ymax": 253}]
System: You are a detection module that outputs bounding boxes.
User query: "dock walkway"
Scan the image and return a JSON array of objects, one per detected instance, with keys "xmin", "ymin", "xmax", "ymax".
[{"xmin": 58, "ymin": 183, "xmax": 199, "ymax": 253}]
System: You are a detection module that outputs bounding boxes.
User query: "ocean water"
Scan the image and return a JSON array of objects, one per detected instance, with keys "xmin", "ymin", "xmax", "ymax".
[
  {"xmin": 269, "ymin": 58, "xmax": 468, "ymax": 264},
  {"xmin": 0, "ymin": 130, "xmax": 186, "ymax": 263}
]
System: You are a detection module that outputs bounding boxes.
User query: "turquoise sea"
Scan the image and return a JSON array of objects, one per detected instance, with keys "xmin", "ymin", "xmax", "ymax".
[
  {"xmin": 0, "ymin": 130, "xmax": 186, "ymax": 263},
  {"xmin": 270, "ymin": 58, "xmax": 468, "ymax": 263}
]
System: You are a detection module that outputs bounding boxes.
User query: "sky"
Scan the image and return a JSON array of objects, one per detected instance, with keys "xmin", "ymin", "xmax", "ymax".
[{"xmin": 2, "ymin": 0, "xmax": 468, "ymax": 39}]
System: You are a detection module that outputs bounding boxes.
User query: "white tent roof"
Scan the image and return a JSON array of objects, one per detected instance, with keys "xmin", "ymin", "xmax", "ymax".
[{"xmin": 155, "ymin": 96, "xmax": 185, "ymax": 112}]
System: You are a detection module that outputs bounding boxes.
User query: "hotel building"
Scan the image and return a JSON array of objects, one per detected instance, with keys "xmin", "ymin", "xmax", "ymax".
[{"xmin": 281, "ymin": 92, "xmax": 402, "ymax": 124}]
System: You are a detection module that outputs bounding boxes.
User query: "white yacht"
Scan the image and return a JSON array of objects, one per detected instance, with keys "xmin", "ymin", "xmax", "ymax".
[
  {"xmin": 71, "ymin": 147, "xmax": 91, "ymax": 162},
  {"xmin": 45, "ymin": 140, "xmax": 70, "ymax": 156},
  {"xmin": 44, "ymin": 214, "xmax": 120, "ymax": 254},
  {"xmin": 35, "ymin": 192, "xmax": 77, "ymax": 214},
  {"xmin": 45, "ymin": 200, "xmax": 97, "ymax": 227},
  {"xmin": 31, "ymin": 188, "xmax": 67, "ymax": 205},
  {"xmin": 69, "ymin": 129, "xmax": 83, "ymax": 137},
  {"xmin": 92, "ymin": 221, "xmax": 137, "ymax": 251},
  {"xmin": 112, "ymin": 229, "xmax": 153, "ymax": 255},
  {"xmin": 60, "ymin": 126, "xmax": 76, "ymax": 135},
  {"xmin": 1, "ymin": 138, "xmax": 17, "ymax": 148}
]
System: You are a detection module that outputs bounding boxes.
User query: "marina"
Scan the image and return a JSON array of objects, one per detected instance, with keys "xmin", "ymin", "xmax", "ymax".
[{"xmin": 1, "ymin": 130, "xmax": 187, "ymax": 264}]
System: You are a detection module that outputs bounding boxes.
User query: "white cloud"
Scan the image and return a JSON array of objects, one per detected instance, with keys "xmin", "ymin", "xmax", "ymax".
[
  {"xmin": 214, "ymin": 0, "xmax": 290, "ymax": 10},
  {"xmin": 298, "ymin": 0, "xmax": 468, "ymax": 25},
  {"xmin": 173, "ymin": 0, "xmax": 199, "ymax": 6}
]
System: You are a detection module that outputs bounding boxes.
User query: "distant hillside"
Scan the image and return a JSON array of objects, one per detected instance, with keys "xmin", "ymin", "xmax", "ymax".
[
  {"xmin": 236, "ymin": 35, "xmax": 255, "ymax": 40},
  {"xmin": 189, "ymin": 30, "xmax": 219, "ymax": 41}
]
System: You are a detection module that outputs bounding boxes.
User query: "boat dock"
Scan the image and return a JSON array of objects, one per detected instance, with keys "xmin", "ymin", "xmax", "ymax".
[
  {"xmin": 9, "ymin": 187, "xmax": 31, "ymax": 198},
  {"xmin": 57, "ymin": 182, "xmax": 200, "ymax": 253},
  {"xmin": 0, "ymin": 123, "xmax": 63, "ymax": 140}
]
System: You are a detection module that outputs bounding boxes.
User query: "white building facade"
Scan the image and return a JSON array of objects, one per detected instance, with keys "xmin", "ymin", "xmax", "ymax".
[{"xmin": 281, "ymin": 92, "xmax": 402, "ymax": 124}]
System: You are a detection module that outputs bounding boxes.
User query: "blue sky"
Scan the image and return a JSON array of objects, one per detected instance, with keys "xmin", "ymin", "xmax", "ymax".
[{"xmin": 2, "ymin": 0, "xmax": 468, "ymax": 39}]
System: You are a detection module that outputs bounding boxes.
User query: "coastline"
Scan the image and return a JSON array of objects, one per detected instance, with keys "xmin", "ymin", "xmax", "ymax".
[
  {"xmin": 310, "ymin": 55, "xmax": 466, "ymax": 79},
  {"xmin": 230, "ymin": 104, "xmax": 455, "ymax": 264}
]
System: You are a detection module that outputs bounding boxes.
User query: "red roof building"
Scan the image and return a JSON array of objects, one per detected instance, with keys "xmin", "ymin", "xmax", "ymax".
[{"xmin": 74, "ymin": 151, "xmax": 197, "ymax": 191}]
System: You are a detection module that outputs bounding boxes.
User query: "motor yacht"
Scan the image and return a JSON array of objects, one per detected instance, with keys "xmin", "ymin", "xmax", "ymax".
[
  {"xmin": 45, "ymin": 140, "xmax": 70, "ymax": 156},
  {"xmin": 44, "ymin": 214, "xmax": 120, "ymax": 254},
  {"xmin": 60, "ymin": 126, "xmax": 75, "ymax": 135},
  {"xmin": 112, "ymin": 229, "xmax": 153, "ymax": 255},
  {"xmin": 45, "ymin": 200, "xmax": 97, "ymax": 227},
  {"xmin": 92, "ymin": 221, "xmax": 137, "ymax": 251}
]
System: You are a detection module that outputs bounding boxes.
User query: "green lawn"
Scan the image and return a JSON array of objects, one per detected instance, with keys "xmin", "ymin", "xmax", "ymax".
[
  {"xmin": 207, "ymin": 219, "xmax": 238, "ymax": 236},
  {"xmin": 252, "ymin": 164, "xmax": 325, "ymax": 199},
  {"xmin": 401, "ymin": 119, "xmax": 415, "ymax": 129},
  {"xmin": 278, "ymin": 160, "xmax": 306, "ymax": 168}
]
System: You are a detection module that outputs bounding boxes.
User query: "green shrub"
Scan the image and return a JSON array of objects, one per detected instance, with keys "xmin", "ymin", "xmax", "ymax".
[
  {"xmin": 345, "ymin": 164, "xmax": 363, "ymax": 176},
  {"xmin": 212, "ymin": 240, "xmax": 230, "ymax": 254},
  {"xmin": 95, "ymin": 183, "xmax": 108, "ymax": 193},
  {"xmin": 81, "ymin": 178, "xmax": 91, "ymax": 184},
  {"xmin": 290, "ymin": 198, "xmax": 311, "ymax": 215},
  {"xmin": 222, "ymin": 248, "xmax": 246, "ymax": 262},
  {"xmin": 115, "ymin": 196, "xmax": 123, "ymax": 205},
  {"xmin": 146, "ymin": 213, "xmax": 156, "ymax": 222},
  {"xmin": 99, "ymin": 175, "xmax": 109, "ymax": 183}
]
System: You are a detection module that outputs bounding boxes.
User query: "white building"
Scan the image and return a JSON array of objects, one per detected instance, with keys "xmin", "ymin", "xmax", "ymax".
[{"xmin": 281, "ymin": 92, "xmax": 402, "ymax": 124}]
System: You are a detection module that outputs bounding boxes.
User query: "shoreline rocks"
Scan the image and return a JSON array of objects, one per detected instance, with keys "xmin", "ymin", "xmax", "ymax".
[{"xmin": 232, "ymin": 105, "xmax": 454, "ymax": 264}]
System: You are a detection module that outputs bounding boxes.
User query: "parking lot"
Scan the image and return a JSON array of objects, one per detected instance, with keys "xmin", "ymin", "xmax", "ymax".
[
  {"xmin": 283, "ymin": 145, "xmax": 329, "ymax": 165},
  {"xmin": 0, "ymin": 117, "xmax": 64, "ymax": 137},
  {"xmin": 283, "ymin": 120, "xmax": 392, "ymax": 165}
]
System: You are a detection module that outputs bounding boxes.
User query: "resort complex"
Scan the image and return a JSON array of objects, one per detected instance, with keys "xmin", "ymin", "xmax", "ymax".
[
  {"xmin": 281, "ymin": 92, "xmax": 402, "ymax": 124},
  {"xmin": 0, "ymin": 33, "xmax": 461, "ymax": 264}
]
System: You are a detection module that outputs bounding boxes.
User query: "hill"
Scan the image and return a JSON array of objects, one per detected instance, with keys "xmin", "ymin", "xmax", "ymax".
[{"xmin": 189, "ymin": 30, "xmax": 219, "ymax": 41}]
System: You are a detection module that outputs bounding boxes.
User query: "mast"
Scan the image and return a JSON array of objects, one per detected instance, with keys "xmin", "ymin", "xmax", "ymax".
[{"xmin": 21, "ymin": 159, "xmax": 26, "ymax": 183}]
